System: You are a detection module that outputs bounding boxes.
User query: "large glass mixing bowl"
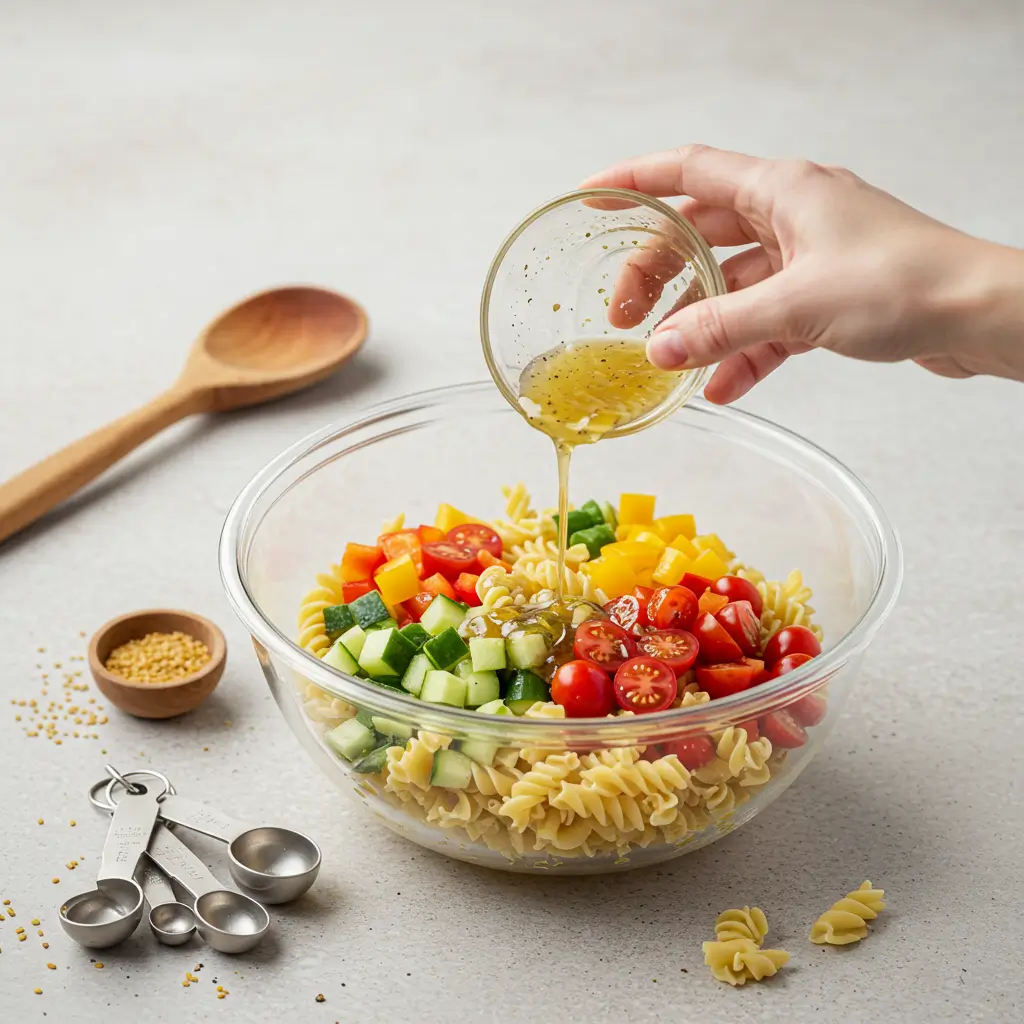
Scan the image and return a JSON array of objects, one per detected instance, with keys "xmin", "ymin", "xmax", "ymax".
[{"xmin": 219, "ymin": 383, "xmax": 901, "ymax": 874}]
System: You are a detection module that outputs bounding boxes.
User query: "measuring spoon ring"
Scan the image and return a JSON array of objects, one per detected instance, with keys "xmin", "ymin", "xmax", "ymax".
[{"xmin": 140, "ymin": 862, "xmax": 196, "ymax": 946}]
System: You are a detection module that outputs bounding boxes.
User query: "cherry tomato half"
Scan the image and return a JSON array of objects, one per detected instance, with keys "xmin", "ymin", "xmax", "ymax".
[
  {"xmin": 693, "ymin": 612, "xmax": 744, "ymax": 664},
  {"xmin": 788, "ymin": 693, "xmax": 828, "ymax": 726},
  {"xmin": 680, "ymin": 573, "xmax": 714, "ymax": 600},
  {"xmin": 760, "ymin": 710, "xmax": 807, "ymax": 749},
  {"xmin": 573, "ymin": 619, "xmax": 636, "ymax": 672},
  {"xmin": 656, "ymin": 736, "xmax": 716, "ymax": 770},
  {"xmin": 613, "ymin": 657, "xmax": 678, "ymax": 713},
  {"xmin": 694, "ymin": 658, "xmax": 763, "ymax": 700},
  {"xmin": 633, "ymin": 586, "xmax": 654, "ymax": 623},
  {"xmin": 739, "ymin": 719, "xmax": 760, "ymax": 742},
  {"xmin": 551, "ymin": 660, "xmax": 615, "ymax": 717},
  {"xmin": 712, "ymin": 575, "xmax": 764, "ymax": 618},
  {"xmin": 341, "ymin": 579, "xmax": 376, "ymax": 604},
  {"xmin": 422, "ymin": 541, "xmax": 478, "ymax": 579},
  {"xmin": 603, "ymin": 595, "xmax": 644, "ymax": 635},
  {"xmin": 447, "ymin": 523, "xmax": 503, "ymax": 560},
  {"xmin": 767, "ymin": 652, "xmax": 814, "ymax": 679},
  {"xmin": 635, "ymin": 629, "xmax": 699, "ymax": 676},
  {"xmin": 716, "ymin": 600, "xmax": 761, "ymax": 657},
  {"xmin": 402, "ymin": 592, "xmax": 435, "ymax": 622},
  {"xmin": 648, "ymin": 586, "xmax": 698, "ymax": 631},
  {"xmin": 763, "ymin": 625, "xmax": 822, "ymax": 668}
]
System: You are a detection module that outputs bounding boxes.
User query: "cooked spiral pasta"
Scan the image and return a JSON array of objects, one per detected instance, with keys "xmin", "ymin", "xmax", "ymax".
[
  {"xmin": 809, "ymin": 881, "xmax": 886, "ymax": 945},
  {"xmin": 715, "ymin": 906, "xmax": 769, "ymax": 944},
  {"xmin": 702, "ymin": 938, "xmax": 789, "ymax": 986},
  {"xmin": 296, "ymin": 565, "xmax": 346, "ymax": 656},
  {"xmin": 735, "ymin": 567, "xmax": 823, "ymax": 642},
  {"xmin": 499, "ymin": 752, "xmax": 581, "ymax": 831}
]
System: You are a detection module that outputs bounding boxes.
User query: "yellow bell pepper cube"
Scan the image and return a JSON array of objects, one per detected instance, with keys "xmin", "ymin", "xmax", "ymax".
[
  {"xmin": 669, "ymin": 534, "xmax": 700, "ymax": 560},
  {"xmin": 374, "ymin": 554, "xmax": 422, "ymax": 606},
  {"xmin": 694, "ymin": 533, "xmax": 735, "ymax": 562},
  {"xmin": 615, "ymin": 524, "xmax": 633, "ymax": 542},
  {"xmin": 600, "ymin": 541, "xmax": 661, "ymax": 571},
  {"xmin": 632, "ymin": 530, "xmax": 666, "ymax": 552},
  {"xmin": 690, "ymin": 548, "xmax": 730, "ymax": 581},
  {"xmin": 651, "ymin": 514, "xmax": 696, "ymax": 542},
  {"xmin": 434, "ymin": 503, "xmax": 482, "ymax": 534},
  {"xmin": 652, "ymin": 547, "xmax": 692, "ymax": 586},
  {"xmin": 635, "ymin": 568, "xmax": 655, "ymax": 589},
  {"xmin": 618, "ymin": 493, "xmax": 656, "ymax": 526},
  {"xmin": 584, "ymin": 555, "xmax": 635, "ymax": 599}
]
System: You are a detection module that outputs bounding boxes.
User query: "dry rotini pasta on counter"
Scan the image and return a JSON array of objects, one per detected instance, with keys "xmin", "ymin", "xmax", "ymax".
[{"xmin": 295, "ymin": 486, "xmax": 831, "ymax": 861}]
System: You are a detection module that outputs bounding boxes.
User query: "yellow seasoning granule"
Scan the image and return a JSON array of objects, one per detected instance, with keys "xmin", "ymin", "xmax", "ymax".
[
  {"xmin": 31, "ymin": 918, "xmax": 40, "ymax": 926},
  {"xmin": 104, "ymin": 632, "xmax": 211, "ymax": 684},
  {"xmin": 34, "ymin": 988, "xmax": 42, "ymax": 995},
  {"xmin": 47, "ymin": 963, "xmax": 56, "ymax": 970},
  {"xmin": 94, "ymin": 962, "xmax": 104, "ymax": 969}
]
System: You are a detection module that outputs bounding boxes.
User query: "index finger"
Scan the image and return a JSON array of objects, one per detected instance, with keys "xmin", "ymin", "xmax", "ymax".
[{"xmin": 580, "ymin": 144, "xmax": 768, "ymax": 210}]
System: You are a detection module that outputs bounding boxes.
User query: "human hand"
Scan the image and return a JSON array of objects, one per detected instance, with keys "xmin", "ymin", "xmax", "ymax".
[{"xmin": 581, "ymin": 145, "xmax": 1024, "ymax": 402}]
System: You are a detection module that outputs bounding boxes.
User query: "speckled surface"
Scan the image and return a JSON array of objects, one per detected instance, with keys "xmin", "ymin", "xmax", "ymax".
[{"xmin": 1, "ymin": 1, "xmax": 1022, "ymax": 1021}]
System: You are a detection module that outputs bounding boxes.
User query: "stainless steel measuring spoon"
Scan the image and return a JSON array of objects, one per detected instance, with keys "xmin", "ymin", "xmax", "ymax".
[
  {"xmin": 146, "ymin": 823, "xmax": 270, "ymax": 954},
  {"xmin": 60, "ymin": 766, "xmax": 165, "ymax": 948},
  {"xmin": 140, "ymin": 862, "xmax": 196, "ymax": 946}
]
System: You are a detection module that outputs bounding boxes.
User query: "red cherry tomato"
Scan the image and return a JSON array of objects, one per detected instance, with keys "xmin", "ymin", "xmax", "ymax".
[
  {"xmin": 394, "ymin": 604, "xmax": 413, "ymax": 628},
  {"xmin": 421, "ymin": 541, "xmax": 478, "ymax": 579},
  {"xmin": 613, "ymin": 657, "xmax": 678, "ymax": 713},
  {"xmin": 763, "ymin": 626, "xmax": 822, "ymax": 668},
  {"xmin": 693, "ymin": 612, "xmax": 744, "ymax": 664},
  {"xmin": 680, "ymin": 573, "xmax": 714, "ymax": 600},
  {"xmin": 788, "ymin": 693, "xmax": 828, "ymax": 727},
  {"xmin": 447, "ymin": 523, "xmax": 503, "ymax": 560},
  {"xmin": 603, "ymin": 595, "xmax": 644, "ymax": 635},
  {"xmin": 341, "ymin": 579, "xmax": 376, "ymax": 604},
  {"xmin": 648, "ymin": 586, "xmax": 699, "ymax": 631},
  {"xmin": 551, "ymin": 660, "xmax": 615, "ymax": 718},
  {"xmin": 633, "ymin": 586, "xmax": 654, "ymax": 622},
  {"xmin": 739, "ymin": 719, "xmax": 760, "ymax": 742},
  {"xmin": 768, "ymin": 651, "xmax": 815, "ymax": 679},
  {"xmin": 656, "ymin": 736, "xmax": 716, "ymax": 770},
  {"xmin": 712, "ymin": 576, "xmax": 764, "ymax": 618},
  {"xmin": 402, "ymin": 592, "xmax": 434, "ymax": 622},
  {"xmin": 715, "ymin": 601, "xmax": 761, "ymax": 657},
  {"xmin": 760, "ymin": 710, "xmax": 808, "ymax": 749},
  {"xmin": 573, "ymin": 620, "xmax": 636, "ymax": 672},
  {"xmin": 453, "ymin": 573, "xmax": 482, "ymax": 607},
  {"xmin": 694, "ymin": 659, "xmax": 762, "ymax": 700},
  {"xmin": 635, "ymin": 629, "xmax": 699, "ymax": 676}
]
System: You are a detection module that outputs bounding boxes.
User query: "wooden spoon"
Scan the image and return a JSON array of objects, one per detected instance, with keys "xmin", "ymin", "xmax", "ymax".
[{"xmin": 0, "ymin": 286, "xmax": 367, "ymax": 546}]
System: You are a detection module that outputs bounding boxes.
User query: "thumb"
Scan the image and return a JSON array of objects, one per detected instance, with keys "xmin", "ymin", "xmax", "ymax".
[{"xmin": 647, "ymin": 273, "xmax": 793, "ymax": 370}]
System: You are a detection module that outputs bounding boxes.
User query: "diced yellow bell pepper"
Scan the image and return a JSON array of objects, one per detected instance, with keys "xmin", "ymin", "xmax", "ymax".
[
  {"xmin": 690, "ymin": 548, "xmax": 730, "ymax": 581},
  {"xmin": 615, "ymin": 524, "xmax": 632, "ymax": 542},
  {"xmin": 584, "ymin": 555, "xmax": 635, "ymax": 599},
  {"xmin": 434, "ymin": 503, "xmax": 482, "ymax": 534},
  {"xmin": 374, "ymin": 554, "xmax": 421, "ymax": 606},
  {"xmin": 632, "ymin": 530, "xmax": 666, "ymax": 552},
  {"xmin": 651, "ymin": 514, "xmax": 696, "ymax": 542},
  {"xmin": 669, "ymin": 534, "xmax": 700, "ymax": 560},
  {"xmin": 635, "ymin": 568, "xmax": 655, "ymax": 589},
  {"xmin": 694, "ymin": 533, "xmax": 735, "ymax": 562},
  {"xmin": 652, "ymin": 547, "xmax": 692, "ymax": 586},
  {"xmin": 600, "ymin": 541, "xmax": 661, "ymax": 571},
  {"xmin": 618, "ymin": 493, "xmax": 656, "ymax": 526}
]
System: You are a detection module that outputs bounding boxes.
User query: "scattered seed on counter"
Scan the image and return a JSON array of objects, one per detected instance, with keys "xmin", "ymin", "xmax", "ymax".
[
  {"xmin": 47, "ymin": 963, "xmax": 56, "ymax": 970},
  {"xmin": 31, "ymin": 918, "xmax": 39, "ymax": 926},
  {"xmin": 41, "ymin": 942, "xmax": 49, "ymax": 949},
  {"xmin": 34, "ymin": 988, "xmax": 42, "ymax": 995},
  {"xmin": 51, "ymin": 878, "xmax": 59, "ymax": 885},
  {"xmin": 94, "ymin": 962, "xmax": 104, "ymax": 969},
  {"xmin": 316, "ymin": 994, "xmax": 326, "ymax": 1003}
]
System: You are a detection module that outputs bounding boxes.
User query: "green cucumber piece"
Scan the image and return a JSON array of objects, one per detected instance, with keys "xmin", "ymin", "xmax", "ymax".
[
  {"xmin": 339, "ymin": 624, "xmax": 368, "ymax": 660},
  {"xmin": 324, "ymin": 718, "xmax": 377, "ymax": 761},
  {"xmin": 400, "ymin": 652, "xmax": 431, "ymax": 697},
  {"xmin": 506, "ymin": 632, "xmax": 549, "ymax": 669},
  {"xmin": 420, "ymin": 670, "xmax": 467, "ymax": 708},
  {"xmin": 399, "ymin": 623, "xmax": 431, "ymax": 649},
  {"xmin": 420, "ymin": 594, "xmax": 468, "ymax": 636},
  {"xmin": 370, "ymin": 716, "xmax": 414, "ymax": 741},
  {"xmin": 349, "ymin": 590, "xmax": 391, "ymax": 629},
  {"xmin": 357, "ymin": 627, "xmax": 417, "ymax": 678},
  {"xmin": 322, "ymin": 604, "xmax": 355, "ymax": 641},
  {"xmin": 579, "ymin": 500, "xmax": 607, "ymax": 528},
  {"xmin": 598, "ymin": 500, "xmax": 618, "ymax": 530},
  {"xmin": 369, "ymin": 678, "xmax": 405, "ymax": 693},
  {"xmin": 453, "ymin": 738, "xmax": 498, "ymax": 766},
  {"xmin": 552, "ymin": 508, "xmax": 594, "ymax": 537},
  {"xmin": 367, "ymin": 616, "xmax": 399, "ymax": 632},
  {"xmin": 469, "ymin": 636, "xmax": 506, "ymax": 672},
  {"xmin": 352, "ymin": 744, "xmax": 393, "ymax": 774},
  {"xmin": 429, "ymin": 748, "xmax": 472, "ymax": 788},
  {"xmin": 475, "ymin": 698, "xmax": 513, "ymax": 717},
  {"xmin": 423, "ymin": 627, "xmax": 470, "ymax": 672},
  {"xmin": 504, "ymin": 669, "xmax": 550, "ymax": 715},
  {"xmin": 322, "ymin": 638, "xmax": 360, "ymax": 675},
  {"xmin": 455, "ymin": 662, "xmax": 501, "ymax": 708},
  {"xmin": 355, "ymin": 708, "xmax": 375, "ymax": 729},
  {"xmin": 569, "ymin": 523, "xmax": 617, "ymax": 559}
]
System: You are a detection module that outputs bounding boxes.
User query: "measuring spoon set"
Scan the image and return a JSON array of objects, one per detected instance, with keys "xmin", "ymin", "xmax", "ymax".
[{"xmin": 58, "ymin": 767, "xmax": 321, "ymax": 954}]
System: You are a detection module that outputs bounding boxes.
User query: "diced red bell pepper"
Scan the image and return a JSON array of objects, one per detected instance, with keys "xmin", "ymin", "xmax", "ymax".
[
  {"xmin": 340, "ymin": 543, "xmax": 385, "ymax": 582},
  {"xmin": 378, "ymin": 530, "xmax": 423, "ymax": 575},
  {"xmin": 420, "ymin": 572, "xmax": 456, "ymax": 600},
  {"xmin": 680, "ymin": 573, "xmax": 714, "ymax": 600},
  {"xmin": 341, "ymin": 579, "xmax": 376, "ymax": 604},
  {"xmin": 417, "ymin": 524, "xmax": 446, "ymax": 544},
  {"xmin": 453, "ymin": 573, "xmax": 482, "ymax": 606},
  {"xmin": 394, "ymin": 603, "xmax": 413, "ymax": 628},
  {"xmin": 697, "ymin": 590, "xmax": 729, "ymax": 616},
  {"xmin": 403, "ymin": 592, "xmax": 434, "ymax": 622},
  {"xmin": 476, "ymin": 550, "xmax": 503, "ymax": 570}
]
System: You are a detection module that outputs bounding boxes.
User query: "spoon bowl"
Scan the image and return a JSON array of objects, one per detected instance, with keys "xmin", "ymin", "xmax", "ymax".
[
  {"xmin": 194, "ymin": 891, "xmax": 271, "ymax": 954},
  {"xmin": 228, "ymin": 827, "xmax": 322, "ymax": 904},
  {"xmin": 149, "ymin": 902, "xmax": 197, "ymax": 946},
  {"xmin": 59, "ymin": 878, "xmax": 145, "ymax": 949}
]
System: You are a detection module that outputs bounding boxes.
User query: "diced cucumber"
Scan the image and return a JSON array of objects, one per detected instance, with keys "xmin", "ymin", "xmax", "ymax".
[
  {"xmin": 368, "ymin": 616, "xmax": 399, "ymax": 632},
  {"xmin": 339, "ymin": 624, "xmax": 368, "ymax": 659},
  {"xmin": 400, "ymin": 652, "xmax": 431, "ymax": 697},
  {"xmin": 475, "ymin": 698, "xmax": 513, "ymax": 717},
  {"xmin": 370, "ymin": 716, "xmax": 414, "ymax": 741},
  {"xmin": 352, "ymin": 744, "xmax": 393, "ymax": 774},
  {"xmin": 453, "ymin": 738, "xmax": 498, "ymax": 766},
  {"xmin": 470, "ymin": 636, "xmax": 506, "ymax": 672},
  {"xmin": 504, "ymin": 669, "xmax": 550, "ymax": 715},
  {"xmin": 322, "ymin": 604, "xmax": 355, "ymax": 641},
  {"xmin": 454, "ymin": 664, "xmax": 500, "ymax": 708},
  {"xmin": 357, "ymin": 627, "xmax": 417, "ymax": 678},
  {"xmin": 420, "ymin": 670, "xmax": 467, "ymax": 708},
  {"xmin": 355, "ymin": 708, "xmax": 375, "ymax": 729},
  {"xmin": 369, "ymin": 679, "xmax": 406, "ymax": 693},
  {"xmin": 423, "ymin": 627, "xmax": 470, "ymax": 672},
  {"xmin": 598, "ymin": 500, "xmax": 618, "ymax": 530},
  {"xmin": 569, "ymin": 523, "xmax": 617, "ymax": 559},
  {"xmin": 429, "ymin": 748, "xmax": 472, "ymax": 788},
  {"xmin": 399, "ymin": 623, "xmax": 431, "ymax": 649},
  {"xmin": 579, "ymin": 499, "xmax": 607, "ymax": 528},
  {"xmin": 553, "ymin": 507, "xmax": 597, "ymax": 537},
  {"xmin": 506, "ymin": 632, "xmax": 549, "ymax": 669},
  {"xmin": 349, "ymin": 590, "xmax": 391, "ymax": 629},
  {"xmin": 324, "ymin": 718, "xmax": 377, "ymax": 761},
  {"xmin": 322, "ymin": 638, "xmax": 360, "ymax": 675},
  {"xmin": 420, "ymin": 594, "xmax": 468, "ymax": 636}
]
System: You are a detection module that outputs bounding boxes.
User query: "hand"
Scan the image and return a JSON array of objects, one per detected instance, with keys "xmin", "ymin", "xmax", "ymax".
[{"xmin": 581, "ymin": 145, "xmax": 1024, "ymax": 402}]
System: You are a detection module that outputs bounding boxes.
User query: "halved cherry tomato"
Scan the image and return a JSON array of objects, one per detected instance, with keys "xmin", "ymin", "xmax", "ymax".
[
  {"xmin": 420, "ymin": 572, "xmax": 456, "ymax": 600},
  {"xmin": 341, "ymin": 579, "xmax": 376, "ymax": 604},
  {"xmin": 574, "ymin": 620, "xmax": 637, "ymax": 672},
  {"xmin": 551, "ymin": 660, "xmax": 615, "ymax": 717},
  {"xmin": 422, "ymin": 541, "xmax": 477, "ymax": 579},
  {"xmin": 739, "ymin": 719, "xmax": 760, "ymax": 741},
  {"xmin": 402, "ymin": 592, "xmax": 434, "ymax": 622},
  {"xmin": 716, "ymin": 600, "xmax": 761, "ymax": 657},
  {"xmin": 613, "ymin": 657, "xmax": 678, "ymax": 713},
  {"xmin": 697, "ymin": 590, "xmax": 729, "ymax": 616},
  {"xmin": 712, "ymin": 576, "xmax": 764, "ymax": 618},
  {"xmin": 476, "ymin": 550, "xmax": 504, "ymax": 570},
  {"xmin": 767, "ymin": 651, "xmax": 814, "ymax": 679},
  {"xmin": 760, "ymin": 710, "xmax": 807, "ymax": 749},
  {"xmin": 693, "ymin": 612, "xmax": 744, "ymax": 664},
  {"xmin": 447, "ymin": 523, "xmax": 503, "ymax": 560},
  {"xmin": 453, "ymin": 572, "xmax": 482, "ymax": 606},
  {"xmin": 633, "ymin": 586, "xmax": 654, "ymax": 624},
  {"xmin": 648, "ymin": 586, "xmax": 698, "ymax": 631},
  {"xmin": 694, "ymin": 659, "xmax": 762, "ymax": 700},
  {"xmin": 680, "ymin": 573, "xmax": 714, "ymax": 600},
  {"xmin": 394, "ymin": 604, "xmax": 413, "ymax": 628},
  {"xmin": 656, "ymin": 736, "xmax": 716, "ymax": 770},
  {"xmin": 635, "ymin": 629, "xmax": 699, "ymax": 676},
  {"xmin": 418, "ymin": 524, "xmax": 446, "ymax": 544},
  {"xmin": 340, "ymin": 543, "xmax": 385, "ymax": 582},
  {"xmin": 788, "ymin": 693, "xmax": 828, "ymax": 726},
  {"xmin": 603, "ymin": 595, "xmax": 644, "ymax": 635},
  {"xmin": 378, "ymin": 530, "xmax": 424, "ymax": 574},
  {"xmin": 763, "ymin": 626, "xmax": 822, "ymax": 667}
]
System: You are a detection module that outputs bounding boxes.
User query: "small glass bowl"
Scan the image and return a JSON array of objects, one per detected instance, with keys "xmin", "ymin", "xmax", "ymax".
[{"xmin": 480, "ymin": 188, "xmax": 727, "ymax": 437}]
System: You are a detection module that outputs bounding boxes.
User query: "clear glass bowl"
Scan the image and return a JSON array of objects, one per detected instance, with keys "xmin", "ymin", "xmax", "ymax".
[{"xmin": 219, "ymin": 382, "xmax": 901, "ymax": 875}]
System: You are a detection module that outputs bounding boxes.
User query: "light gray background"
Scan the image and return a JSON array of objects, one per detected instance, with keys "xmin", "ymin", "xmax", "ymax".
[{"xmin": 1, "ymin": 1, "xmax": 1021, "ymax": 1021}]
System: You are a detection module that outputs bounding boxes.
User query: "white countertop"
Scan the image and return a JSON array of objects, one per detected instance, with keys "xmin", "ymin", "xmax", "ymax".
[{"xmin": 1, "ymin": 1, "xmax": 1022, "ymax": 1021}]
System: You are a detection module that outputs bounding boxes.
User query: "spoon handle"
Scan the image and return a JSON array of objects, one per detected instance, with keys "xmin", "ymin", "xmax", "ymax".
[
  {"xmin": 157, "ymin": 794, "xmax": 250, "ymax": 843},
  {"xmin": 0, "ymin": 386, "xmax": 202, "ymax": 546},
  {"xmin": 147, "ymin": 824, "xmax": 227, "ymax": 899},
  {"xmin": 98, "ymin": 785, "xmax": 163, "ymax": 884}
]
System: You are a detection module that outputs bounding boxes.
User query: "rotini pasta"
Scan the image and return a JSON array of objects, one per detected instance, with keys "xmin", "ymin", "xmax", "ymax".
[
  {"xmin": 715, "ymin": 906, "xmax": 769, "ymax": 944},
  {"xmin": 702, "ymin": 938, "xmax": 789, "ymax": 986},
  {"xmin": 809, "ymin": 881, "xmax": 886, "ymax": 945}
]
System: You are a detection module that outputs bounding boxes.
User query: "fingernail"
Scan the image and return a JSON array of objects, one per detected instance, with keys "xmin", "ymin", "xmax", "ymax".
[{"xmin": 648, "ymin": 329, "xmax": 688, "ymax": 369}]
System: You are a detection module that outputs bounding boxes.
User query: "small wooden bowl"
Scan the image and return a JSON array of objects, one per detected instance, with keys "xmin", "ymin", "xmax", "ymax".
[{"xmin": 88, "ymin": 610, "xmax": 227, "ymax": 719}]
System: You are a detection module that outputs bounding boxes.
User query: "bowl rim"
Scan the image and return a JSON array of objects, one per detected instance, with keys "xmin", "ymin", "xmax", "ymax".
[{"xmin": 219, "ymin": 381, "xmax": 903, "ymax": 740}]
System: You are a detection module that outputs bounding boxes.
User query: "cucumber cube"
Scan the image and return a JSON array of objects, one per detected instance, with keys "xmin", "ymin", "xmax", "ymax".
[
  {"xmin": 420, "ymin": 670, "xmax": 467, "ymax": 707},
  {"xmin": 352, "ymin": 744, "xmax": 393, "ymax": 774},
  {"xmin": 475, "ymin": 698, "xmax": 513, "ymax": 717},
  {"xmin": 429, "ymin": 748, "xmax": 472, "ymax": 788},
  {"xmin": 370, "ymin": 716, "xmax": 414, "ymax": 741},
  {"xmin": 349, "ymin": 590, "xmax": 391, "ymax": 629},
  {"xmin": 357, "ymin": 628, "xmax": 417, "ymax": 678},
  {"xmin": 324, "ymin": 718, "xmax": 377, "ymax": 761},
  {"xmin": 464, "ymin": 671, "xmax": 500, "ymax": 708},
  {"xmin": 339, "ymin": 624, "xmax": 368, "ymax": 659},
  {"xmin": 454, "ymin": 738, "xmax": 499, "ymax": 766},
  {"xmin": 470, "ymin": 636, "xmax": 507, "ymax": 672},
  {"xmin": 579, "ymin": 499, "xmax": 607, "ymax": 528},
  {"xmin": 367, "ymin": 616, "xmax": 399, "ymax": 632},
  {"xmin": 420, "ymin": 594, "xmax": 468, "ymax": 636},
  {"xmin": 598, "ymin": 500, "xmax": 618, "ymax": 530},
  {"xmin": 506, "ymin": 632, "xmax": 549, "ymax": 669},
  {"xmin": 569, "ymin": 523, "xmax": 617, "ymax": 559},
  {"xmin": 423, "ymin": 627, "xmax": 470, "ymax": 672},
  {"xmin": 504, "ymin": 669, "xmax": 550, "ymax": 715},
  {"xmin": 322, "ymin": 638, "xmax": 360, "ymax": 675},
  {"xmin": 322, "ymin": 604, "xmax": 355, "ymax": 641},
  {"xmin": 399, "ymin": 623, "xmax": 431, "ymax": 649},
  {"xmin": 400, "ymin": 652, "xmax": 431, "ymax": 697}
]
